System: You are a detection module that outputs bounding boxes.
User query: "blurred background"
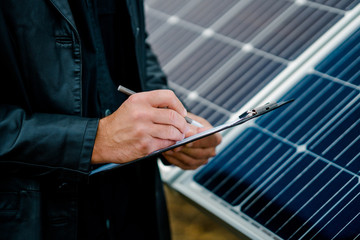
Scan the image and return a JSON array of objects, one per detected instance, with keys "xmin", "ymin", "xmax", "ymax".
[{"xmin": 164, "ymin": 185, "xmax": 247, "ymax": 240}]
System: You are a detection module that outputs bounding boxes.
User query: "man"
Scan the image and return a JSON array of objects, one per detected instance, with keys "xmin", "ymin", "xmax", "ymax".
[{"xmin": 0, "ymin": 0, "xmax": 221, "ymax": 239}]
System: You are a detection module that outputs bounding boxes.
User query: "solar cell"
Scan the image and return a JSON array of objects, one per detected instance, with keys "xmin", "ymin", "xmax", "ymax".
[
  {"xmin": 217, "ymin": 0, "xmax": 293, "ymax": 43},
  {"xmin": 307, "ymin": 0, "xmax": 360, "ymax": 10},
  {"xmin": 146, "ymin": 22, "xmax": 199, "ymax": 65},
  {"xmin": 253, "ymin": 5, "xmax": 342, "ymax": 60},
  {"xmin": 181, "ymin": 0, "xmax": 238, "ymax": 28}
]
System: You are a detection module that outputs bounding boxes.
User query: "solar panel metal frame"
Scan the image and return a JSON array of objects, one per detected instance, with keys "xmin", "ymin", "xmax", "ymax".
[{"xmin": 145, "ymin": 1, "xmax": 360, "ymax": 239}]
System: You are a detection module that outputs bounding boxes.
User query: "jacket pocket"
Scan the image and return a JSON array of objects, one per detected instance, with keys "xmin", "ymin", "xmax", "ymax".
[
  {"xmin": 0, "ymin": 192, "xmax": 19, "ymax": 220},
  {"xmin": 55, "ymin": 35, "xmax": 73, "ymax": 48}
]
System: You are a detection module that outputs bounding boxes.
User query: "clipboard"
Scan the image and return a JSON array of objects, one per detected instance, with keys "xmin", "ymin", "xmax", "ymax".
[{"xmin": 90, "ymin": 99, "xmax": 294, "ymax": 175}]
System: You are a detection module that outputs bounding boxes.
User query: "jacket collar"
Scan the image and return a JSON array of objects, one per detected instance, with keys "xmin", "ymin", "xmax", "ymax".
[{"xmin": 48, "ymin": 0, "xmax": 76, "ymax": 28}]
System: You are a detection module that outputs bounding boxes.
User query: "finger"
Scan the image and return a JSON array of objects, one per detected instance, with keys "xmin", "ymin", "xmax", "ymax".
[
  {"xmin": 163, "ymin": 152, "xmax": 208, "ymax": 170},
  {"xmin": 151, "ymin": 108, "xmax": 189, "ymax": 134},
  {"xmin": 186, "ymin": 133, "xmax": 222, "ymax": 148},
  {"xmin": 145, "ymin": 90, "xmax": 187, "ymax": 116},
  {"xmin": 179, "ymin": 146, "xmax": 217, "ymax": 159},
  {"xmin": 147, "ymin": 124, "xmax": 186, "ymax": 141},
  {"xmin": 151, "ymin": 138, "xmax": 177, "ymax": 152}
]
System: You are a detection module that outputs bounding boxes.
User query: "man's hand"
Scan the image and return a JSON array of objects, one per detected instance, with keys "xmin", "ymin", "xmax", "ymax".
[
  {"xmin": 91, "ymin": 90, "xmax": 189, "ymax": 164},
  {"xmin": 162, "ymin": 113, "xmax": 222, "ymax": 170}
]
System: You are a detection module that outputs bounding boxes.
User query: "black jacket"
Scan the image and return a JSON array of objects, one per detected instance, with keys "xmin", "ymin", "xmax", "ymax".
[{"xmin": 0, "ymin": 0, "xmax": 171, "ymax": 239}]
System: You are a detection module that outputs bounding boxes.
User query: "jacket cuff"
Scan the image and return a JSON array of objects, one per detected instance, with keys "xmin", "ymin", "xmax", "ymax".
[{"xmin": 78, "ymin": 118, "xmax": 99, "ymax": 173}]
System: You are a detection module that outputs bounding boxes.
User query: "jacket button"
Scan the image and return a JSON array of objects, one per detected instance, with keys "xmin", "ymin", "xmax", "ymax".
[
  {"xmin": 105, "ymin": 109, "xmax": 111, "ymax": 116},
  {"xmin": 58, "ymin": 182, "xmax": 68, "ymax": 189}
]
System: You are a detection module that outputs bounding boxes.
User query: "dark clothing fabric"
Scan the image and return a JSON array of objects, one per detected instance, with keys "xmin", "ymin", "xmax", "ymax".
[
  {"xmin": 0, "ymin": 0, "xmax": 171, "ymax": 239},
  {"xmin": 67, "ymin": 0, "xmax": 141, "ymax": 118}
]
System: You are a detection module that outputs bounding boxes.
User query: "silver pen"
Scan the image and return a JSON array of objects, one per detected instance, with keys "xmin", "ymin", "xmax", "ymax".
[{"xmin": 117, "ymin": 85, "xmax": 204, "ymax": 128}]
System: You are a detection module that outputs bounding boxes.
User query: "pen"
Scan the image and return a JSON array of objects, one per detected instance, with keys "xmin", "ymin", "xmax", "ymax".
[{"xmin": 117, "ymin": 85, "xmax": 204, "ymax": 128}]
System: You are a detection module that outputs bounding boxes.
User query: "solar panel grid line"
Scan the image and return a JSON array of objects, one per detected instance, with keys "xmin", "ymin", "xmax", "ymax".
[
  {"xmin": 324, "ymin": 117, "xmax": 360, "ymax": 159},
  {"xmin": 308, "ymin": 94, "xmax": 360, "ymax": 155},
  {"xmin": 189, "ymin": 52, "xmax": 250, "ymax": 97},
  {"xmin": 254, "ymin": 7, "xmax": 342, "ymax": 60},
  {"xmin": 181, "ymin": 0, "xmax": 240, "ymax": 28},
  {"xmin": 199, "ymin": 130, "xmax": 263, "ymax": 189},
  {"xmin": 272, "ymin": 83, "xmax": 338, "ymax": 140},
  {"xmin": 285, "ymin": 81, "xmax": 358, "ymax": 146},
  {"xmin": 332, "ymin": 211, "xmax": 360, "ymax": 240},
  {"xmin": 147, "ymin": 26, "xmax": 198, "ymax": 65},
  {"xmin": 286, "ymin": 83, "xmax": 356, "ymax": 145},
  {"xmin": 144, "ymin": 14, "xmax": 165, "ymax": 34},
  {"xmin": 231, "ymin": 147, "xmax": 296, "ymax": 208},
  {"xmin": 236, "ymin": 147, "xmax": 304, "ymax": 206},
  {"xmin": 262, "ymin": 78, "xmax": 328, "ymax": 134},
  {"xmin": 221, "ymin": 142, "xmax": 294, "ymax": 204},
  {"xmin": 306, "ymin": 189, "xmax": 360, "ymax": 239},
  {"xmin": 210, "ymin": 137, "xmax": 278, "ymax": 196},
  {"xmin": 247, "ymin": 3, "xmax": 305, "ymax": 46},
  {"xmin": 199, "ymin": 0, "xmax": 253, "ymax": 32},
  {"xmin": 283, "ymin": 9, "xmax": 342, "ymax": 59},
  {"xmin": 249, "ymin": 156, "xmax": 319, "ymax": 218},
  {"xmin": 270, "ymin": 83, "xmax": 358, "ymax": 151},
  {"xmin": 307, "ymin": 0, "xmax": 359, "ymax": 11},
  {"xmin": 257, "ymin": 82, "xmax": 360, "ymax": 175},
  {"xmin": 301, "ymin": 0, "xmax": 349, "ymax": 14},
  {"xmin": 316, "ymin": 36, "xmax": 360, "ymax": 83},
  {"xmin": 294, "ymin": 178, "xmax": 360, "ymax": 239},
  {"xmin": 263, "ymin": 162, "xmax": 332, "ymax": 225},
  {"xmin": 168, "ymin": 81, "xmax": 234, "ymax": 117},
  {"xmin": 257, "ymin": 76, "xmax": 355, "ymax": 143},
  {"xmin": 199, "ymin": 57, "xmax": 286, "ymax": 113},
  {"xmin": 146, "ymin": 20, "xmax": 206, "ymax": 72},
  {"xmin": 161, "ymin": 35, "xmax": 218, "ymax": 74},
  {"xmin": 287, "ymin": 174, "xmax": 357, "ymax": 239},
  {"xmin": 330, "ymin": 41, "xmax": 360, "ymax": 80},
  {"xmin": 275, "ymin": 168, "xmax": 344, "ymax": 234},
  {"xmin": 218, "ymin": 0, "xmax": 294, "ymax": 43},
  {"xmin": 166, "ymin": 40, "xmax": 240, "ymax": 91},
  {"xmin": 346, "ymin": 150, "xmax": 360, "ymax": 171},
  {"xmin": 191, "ymin": 55, "xmax": 285, "ymax": 112},
  {"xmin": 242, "ymin": 159, "xmax": 354, "ymax": 239},
  {"xmin": 146, "ymin": 0, "xmax": 195, "ymax": 16},
  {"xmin": 166, "ymin": 0, "xmax": 203, "ymax": 17},
  {"xmin": 314, "ymin": 70, "xmax": 360, "ymax": 90}
]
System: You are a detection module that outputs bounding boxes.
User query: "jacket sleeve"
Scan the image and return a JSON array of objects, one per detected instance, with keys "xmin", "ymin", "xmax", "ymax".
[
  {"xmin": 0, "ymin": 106, "xmax": 98, "ymax": 181},
  {"xmin": 0, "ymin": 104, "xmax": 98, "ymax": 181}
]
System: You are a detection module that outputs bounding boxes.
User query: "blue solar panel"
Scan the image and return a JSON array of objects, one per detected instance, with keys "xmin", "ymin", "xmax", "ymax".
[
  {"xmin": 194, "ymin": 25, "xmax": 360, "ymax": 240},
  {"xmin": 145, "ymin": 0, "xmax": 360, "ymax": 239}
]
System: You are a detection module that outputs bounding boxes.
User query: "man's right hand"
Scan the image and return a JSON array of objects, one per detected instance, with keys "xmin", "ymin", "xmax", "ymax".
[{"xmin": 91, "ymin": 90, "xmax": 189, "ymax": 164}]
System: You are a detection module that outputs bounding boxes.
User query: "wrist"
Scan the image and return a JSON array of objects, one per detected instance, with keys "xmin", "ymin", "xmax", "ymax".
[{"xmin": 91, "ymin": 118, "xmax": 108, "ymax": 164}]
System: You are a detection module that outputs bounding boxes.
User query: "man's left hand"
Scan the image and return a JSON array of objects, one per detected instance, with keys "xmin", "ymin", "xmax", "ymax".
[{"xmin": 162, "ymin": 113, "xmax": 222, "ymax": 170}]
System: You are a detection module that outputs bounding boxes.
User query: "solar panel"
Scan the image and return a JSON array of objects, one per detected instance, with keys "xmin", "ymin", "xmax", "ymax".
[{"xmin": 145, "ymin": 0, "xmax": 360, "ymax": 239}]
